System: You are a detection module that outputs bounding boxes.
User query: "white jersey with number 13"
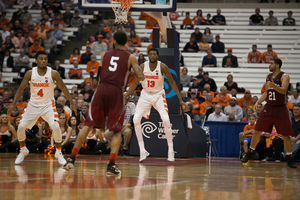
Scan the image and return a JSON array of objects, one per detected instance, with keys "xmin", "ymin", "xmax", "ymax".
[{"xmin": 141, "ymin": 61, "xmax": 164, "ymax": 94}]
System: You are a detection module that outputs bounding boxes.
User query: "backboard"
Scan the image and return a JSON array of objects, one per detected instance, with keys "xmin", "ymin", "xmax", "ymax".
[{"xmin": 79, "ymin": 0, "xmax": 176, "ymax": 12}]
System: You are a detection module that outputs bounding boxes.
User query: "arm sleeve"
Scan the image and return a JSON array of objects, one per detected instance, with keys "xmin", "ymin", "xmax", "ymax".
[{"xmin": 244, "ymin": 125, "xmax": 249, "ymax": 132}]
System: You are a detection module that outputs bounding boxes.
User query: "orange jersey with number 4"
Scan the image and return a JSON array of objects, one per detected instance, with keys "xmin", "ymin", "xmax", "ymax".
[{"xmin": 30, "ymin": 67, "xmax": 55, "ymax": 104}]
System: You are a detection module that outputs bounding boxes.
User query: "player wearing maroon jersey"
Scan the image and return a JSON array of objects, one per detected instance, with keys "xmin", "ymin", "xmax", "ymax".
[
  {"xmin": 63, "ymin": 31, "xmax": 145, "ymax": 175},
  {"xmin": 241, "ymin": 58, "xmax": 296, "ymax": 168}
]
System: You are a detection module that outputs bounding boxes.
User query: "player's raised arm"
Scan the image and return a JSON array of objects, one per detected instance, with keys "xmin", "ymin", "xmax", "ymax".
[
  {"xmin": 52, "ymin": 70, "xmax": 77, "ymax": 115},
  {"xmin": 8, "ymin": 70, "xmax": 32, "ymax": 115},
  {"xmin": 267, "ymin": 73, "xmax": 289, "ymax": 95},
  {"xmin": 161, "ymin": 63, "xmax": 186, "ymax": 110},
  {"xmin": 128, "ymin": 54, "xmax": 145, "ymax": 81}
]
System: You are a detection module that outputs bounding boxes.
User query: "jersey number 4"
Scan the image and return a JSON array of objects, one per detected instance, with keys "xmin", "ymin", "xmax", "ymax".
[
  {"xmin": 147, "ymin": 80, "xmax": 155, "ymax": 87},
  {"xmin": 37, "ymin": 89, "xmax": 44, "ymax": 97},
  {"xmin": 268, "ymin": 91, "xmax": 276, "ymax": 101},
  {"xmin": 108, "ymin": 56, "xmax": 119, "ymax": 72}
]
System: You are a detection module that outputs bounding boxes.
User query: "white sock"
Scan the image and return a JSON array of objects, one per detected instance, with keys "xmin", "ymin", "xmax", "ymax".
[
  {"xmin": 134, "ymin": 124, "xmax": 145, "ymax": 153},
  {"xmin": 56, "ymin": 148, "xmax": 62, "ymax": 154},
  {"xmin": 286, "ymin": 152, "xmax": 292, "ymax": 156},
  {"xmin": 165, "ymin": 128, "xmax": 174, "ymax": 153}
]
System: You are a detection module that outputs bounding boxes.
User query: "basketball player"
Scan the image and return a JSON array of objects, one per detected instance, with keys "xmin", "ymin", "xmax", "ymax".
[
  {"xmin": 241, "ymin": 58, "xmax": 297, "ymax": 168},
  {"xmin": 8, "ymin": 51, "xmax": 77, "ymax": 165},
  {"xmin": 127, "ymin": 48, "xmax": 187, "ymax": 162},
  {"xmin": 63, "ymin": 31, "xmax": 145, "ymax": 175}
]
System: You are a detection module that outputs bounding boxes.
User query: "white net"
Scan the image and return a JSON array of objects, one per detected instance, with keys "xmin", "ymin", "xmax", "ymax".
[{"xmin": 110, "ymin": 0, "xmax": 135, "ymax": 24}]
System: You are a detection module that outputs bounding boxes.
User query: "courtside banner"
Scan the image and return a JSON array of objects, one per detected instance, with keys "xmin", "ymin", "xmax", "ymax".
[{"xmin": 129, "ymin": 114, "xmax": 206, "ymax": 158}]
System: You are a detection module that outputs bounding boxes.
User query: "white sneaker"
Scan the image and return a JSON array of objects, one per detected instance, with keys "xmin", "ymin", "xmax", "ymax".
[
  {"xmin": 167, "ymin": 151, "xmax": 175, "ymax": 162},
  {"xmin": 139, "ymin": 150, "xmax": 149, "ymax": 162},
  {"xmin": 55, "ymin": 151, "xmax": 67, "ymax": 166},
  {"xmin": 15, "ymin": 147, "xmax": 29, "ymax": 165}
]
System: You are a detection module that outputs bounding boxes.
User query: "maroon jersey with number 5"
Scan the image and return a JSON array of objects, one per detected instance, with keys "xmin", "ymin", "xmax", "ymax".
[
  {"xmin": 266, "ymin": 71, "xmax": 287, "ymax": 106},
  {"xmin": 99, "ymin": 49, "xmax": 131, "ymax": 89}
]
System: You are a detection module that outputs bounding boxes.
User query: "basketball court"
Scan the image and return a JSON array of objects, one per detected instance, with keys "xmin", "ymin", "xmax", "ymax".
[{"xmin": 0, "ymin": 154, "xmax": 299, "ymax": 199}]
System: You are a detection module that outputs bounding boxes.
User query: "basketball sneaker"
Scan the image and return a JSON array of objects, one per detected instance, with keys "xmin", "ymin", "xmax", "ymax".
[
  {"xmin": 15, "ymin": 147, "xmax": 29, "ymax": 165},
  {"xmin": 286, "ymin": 155, "xmax": 297, "ymax": 168},
  {"xmin": 63, "ymin": 157, "xmax": 75, "ymax": 171},
  {"xmin": 241, "ymin": 149, "xmax": 254, "ymax": 163},
  {"xmin": 55, "ymin": 151, "xmax": 67, "ymax": 166},
  {"xmin": 167, "ymin": 151, "xmax": 175, "ymax": 162},
  {"xmin": 106, "ymin": 164, "xmax": 121, "ymax": 175},
  {"xmin": 139, "ymin": 150, "xmax": 149, "ymax": 162}
]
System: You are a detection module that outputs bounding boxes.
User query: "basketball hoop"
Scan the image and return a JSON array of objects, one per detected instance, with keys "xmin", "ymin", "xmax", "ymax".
[{"xmin": 110, "ymin": 0, "xmax": 135, "ymax": 24}]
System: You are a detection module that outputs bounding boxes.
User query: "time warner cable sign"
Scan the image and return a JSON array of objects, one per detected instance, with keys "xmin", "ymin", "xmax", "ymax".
[{"xmin": 141, "ymin": 121, "xmax": 179, "ymax": 139}]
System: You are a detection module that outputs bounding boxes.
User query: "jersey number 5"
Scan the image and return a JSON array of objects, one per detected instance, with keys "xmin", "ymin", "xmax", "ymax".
[
  {"xmin": 268, "ymin": 91, "xmax": 276, "ymax": 101},
  {"xmin": 147, "ymin": 80, "xmax": 155, "ymax": 87},
  {"xmin": 108, "ymin": 56, "xmax": 119, "ymax": 72},
  {"xmin": 37, "ymin": 89, "xmax": 44, "ymax": 97}
]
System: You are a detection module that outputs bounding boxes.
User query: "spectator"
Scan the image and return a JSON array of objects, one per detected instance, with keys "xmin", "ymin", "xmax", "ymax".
[
  {"xmin": 16, "ymin": 31, "xmax": 25, "ymax": 48},
  {"xmin": 10, "ymin": 30, "xmax": 19, "ymax": 49},
  {"xmin": 203, "ymin": 85, "xmax": 215, "ymax": 98},
  {"xmin": 3, "ymin": 36, "xmax": 15, "ymax": 52},
  {"xmin": 249, "ymin": 8, "xmax": 264, "ymax": 26},
  {"xmin": 195, "ymin": 67, "xmax": 204, "ymax": 82},
  {"xmin": 289, "ymin": 89, "xmax": 300, "ymax": 105},
  {"xmin": 248, "ymin": 44, "xmax": 262, "ymax": 63},
  {"xmin": 184, "ymin": 102, "xmax": 194, "ymax": 120},
  {"xmin": 242, "ymin": 107, "xmax": 254, "ymax": 122},
  {"xmin": 199, "ymin": 72, "xmax": 217, "ymax": 92},
  {"xmin": 198, "ymin": 37, "xmax": 209, "ymax": 52},
  {"xmin": 36, "ymin": 18, "xmax": 50, "ymax": 31},
  {"xmin": 13, "ymin": 49, "xmax": 30, "ymax": 73},
  {"xmin": 129, "ymin": 29, "xmax": 141, "ymax": 47},
  {"xmin": 44, "ymin": 30, "xmax": 57, "ymax": 63},
  {"xmin": 138, "ymin": 53, "xmax": 146, "ymax": 65},
  {"xmin": 94, "ymin": 24, "xmax": 106, "ymax": 39},
  {"xmin": 183, "ymin": 36, "xmax": 198, "ymax": 52},
  {"xmin": 11, "ymin": 20, "xmax": 24, "ymax": 34},
  {"xmin": 57, "ymin": 96, "xmax": 72, "ymax": 116},
  {"xmin": 70, "ymin": 10, "xmax": 84, "ymax": 42},
  {"xmin": 145, "ymin": 16, "xmax": 157, "ymax": 29},
  {"xmin": 211, "ymin": 8, "xmax": 226, "ymax": 25},
  {"xmin": 180, "ymin": 90, "xmax": 189, "ymax": 102},
  {"xmin": 252, "ymin": 96, "xmax": 258, "ymax": 107},
  {"xmin": 188, "ymin": 77, "xmax": 202, "ymax": 98},
  {"xmin": 262, "ymin": 44, "xmax": 278, "ymax": 63},
  {"xmin": 0, "ymin": 50, "xmax": 13, "ymax": 69},
  {"xmin": 264, "ymin": 10, "xmax": 278, "ymax": 26},
  {"xmin": 52, "ymin": 0, "xmax": 62, "ymax": 14},
  {"xmin": 149, "ymin": 23, "xmax": 163, "ymax": 43},
  {"xmin": 51, "ymin": 23, "xmax": 63, "ymax": 41},
  {"xmin": 180, "ymin": 67, "xmax": 192, "ymax": 87},
  {"xmin": 20, "ymin": 17, "xmax": 30, "ymax": 33},
  {"xmin": 239, "ymin": 90, "xmax": 253, "ymax": 109},
  {"xmin": 0, "ymin": 13, "xmax": 10, "ymax": 29},
  {"xmin": 87, "ymin": 36, "xmax": 95, "ymax": 47},
  {"xmin": 63, "ymin": 6, "xmax": 74, "ymax": 27},
  {"xmin": 123, "ymin": 16, "xmax": 135, "ymax": 33},
  {"xmin": 86, "ymin": 55, "xmax": 99, "ymax": 74},
  {"xmin": 169, "ymin": 11, "xmax": 180, "ymax": 21},
  {"xmin": 2, "ymin": 91, "xmax": 12, "ymax": 107},
  {"xmin": 193, "ymin": 9, "xmax": 205, "ymax": 25},
  {"xmin": 80, "ymin": 45, "xmax": 93, "ymax": 64},
  {"xmin": 80, "ymin": 82, "xmax": 94, "ymax": 102},
  {"xmin": 291, "ymin": 105, "xmax": 300, "ymax": 156},
  {"xmin": 230, "ymin": 89, "xmax": 239, "ymax": 102},
  {"xmin": 103, "ymin": 20, "xmax": 111, "ymax": 33},
  {"xmin": 69, "ymin": 47, "xmax": 81, "ymax": 64},
  {"xmin": 0, "ymin": 94, "xmax": 7, "ymax": 115},
  {"xmin": 202, "ymin": 49, "xmax": 217, "ymax": 67},
  {"xmin": 224, "ymin": 74, "xmax": 238, "ymax": 92},
  {"xmin": 181, "ymin": 12, "xmax": 193, "ymax": 28},
  {"xmin": 203, "ymin": 13, "xmax": 212, "ymax": 25},
  {"xmin": 215, "ymin": 86, "xmax": 230, "ymax": 107},
  {"xmin": 240, "ymin": 114, "xmax": 256, "ymax": 158},
  {"xmin": 91, "ymin": 35, "xmax": 107, "ymax": 56},
  {"xmin": 68, "ymin": 61, "xmax": 82, "ymax": 79},
  {"xmin": 191, "ymin": 27, "xmax": 202, "ymax": 43},
  {"xmin": 283, "ymin": 11, "xmax": 296, "ymax": 26},
  {"xmin": 187, "ymin": 91, "xmax": 201, "ymax": 120},
  {"xmin": 254, "ymin": 103, "xmax": 263, "ymax": 119},
  {"xmin": 207, "ymin": 104, "xmax": 227, "ymax": 121},
  {"xmin": 203, "ymin": 27, "xmax": 213, "ymax": 44},
  {"xmin": 205, "ymin": 98, "xmax": 217, "ymax": 119},
  {"xmin": 102, "ymin": 32, "xmax": 113, "ymax": 47},
  {"xmin": 91, "ymin": 77, "xmax": 98, "ymax": 90},
  {"xmin": 211, "ymin": 34, "xmax": 225, "ymax": 53},
  {"xmin": 222, "ymin": 48, "xmax": 238, "ymax": 68},
  {"xmin": 224, "ymin": 97, "xmax": 243, "ymax": 121},
  {"xmin": 53, "ymin": 60, "xmax": 65, "ymax": 79},
  {"xmin": 200, "ymin": 92, "xmax": 214, "ymax": 116},
  {"xmin": 1, "ymin": 24, "xmax": 10, "ymax": 41},
  {"xmin": 37, "ymin": 24, "xmax": 47, "ymax": 39},
  {"xmin": 125, "ymin": 40, "xmax": 140, "ymax": 54},
  {"xmin": 28, "ymin": 25, "xmax": 39, "ymax": 41},
  {"xmin": 0, "ymin": 81, "xmax": 9, "ymax": 94}
]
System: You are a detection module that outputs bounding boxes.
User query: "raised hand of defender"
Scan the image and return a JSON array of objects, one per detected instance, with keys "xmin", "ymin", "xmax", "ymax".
[{"xmin": 70, "ymin": 103, "xmax": 77, "ymax": 116}]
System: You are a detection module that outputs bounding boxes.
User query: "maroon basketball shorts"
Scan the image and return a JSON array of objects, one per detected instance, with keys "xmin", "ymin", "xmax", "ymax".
[
  {"xmin": 84, "ymin": 83, "xmax": 125, "ymax": 132},
  {"xmin": 255, "ymin": 104, "xmax": 293, "ymax": 136}
]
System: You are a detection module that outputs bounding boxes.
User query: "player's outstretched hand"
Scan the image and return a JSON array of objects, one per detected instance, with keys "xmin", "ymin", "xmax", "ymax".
[
  {"xmin": 70, "ymin": 104, "xmax": 77, "ymax": 116},
  {"xmin": 253, "ymin": 102, "xmax": 259, "ymax": 112},
  {"xmin": 180, "ymin": 101, "xmax": 188, "ymax": 113}
]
